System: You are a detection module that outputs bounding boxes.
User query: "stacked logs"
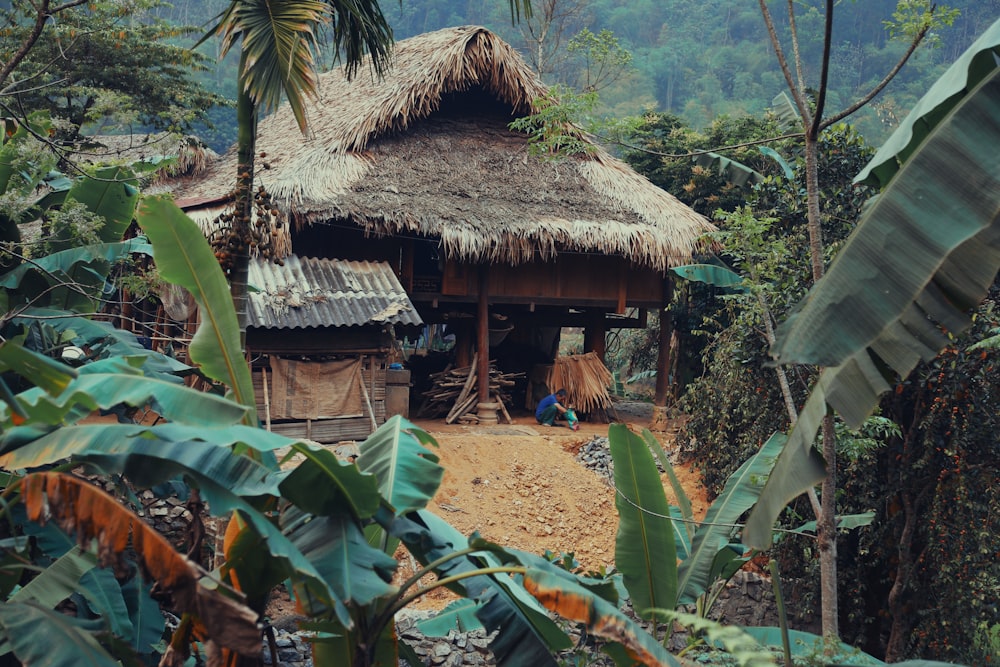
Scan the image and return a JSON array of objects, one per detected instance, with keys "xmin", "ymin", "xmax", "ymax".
[{"xmin": 417, "ymin": 354, "xmax": 522, "ymax": 424}]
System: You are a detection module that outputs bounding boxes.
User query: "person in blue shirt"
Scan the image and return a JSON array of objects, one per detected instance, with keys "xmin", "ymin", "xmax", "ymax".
[{"xmin": 535, "ymin": 388, "xmax": 577, "ymax": 428}]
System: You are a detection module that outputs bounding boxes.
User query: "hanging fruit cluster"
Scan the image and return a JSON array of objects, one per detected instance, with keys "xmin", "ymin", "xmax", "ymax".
[{"xmin": 209, "ymin": 162, "xmax": 286, "ymax": 275}]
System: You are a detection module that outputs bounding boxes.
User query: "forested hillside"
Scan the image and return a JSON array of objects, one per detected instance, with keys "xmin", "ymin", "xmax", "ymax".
[{"xmin": 163, "ymin": 0, "xmax": 997, "ymax": 150}]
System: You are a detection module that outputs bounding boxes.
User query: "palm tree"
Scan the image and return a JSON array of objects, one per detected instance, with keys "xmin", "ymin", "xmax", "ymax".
[{"xmin": 203, "ymin": 0, "xmax": 396, "ymax": 347}]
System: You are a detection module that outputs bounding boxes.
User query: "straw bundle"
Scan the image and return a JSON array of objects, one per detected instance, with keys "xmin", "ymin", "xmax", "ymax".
[{"xmin": 546, "ymin": 353, "xmax": 614, "ymax": 417}]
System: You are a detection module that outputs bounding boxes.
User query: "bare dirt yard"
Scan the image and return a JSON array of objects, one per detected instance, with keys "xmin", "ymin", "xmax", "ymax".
[{"xmin": 398, "ymin": 401, "xmax": 709, "ymax": 610}]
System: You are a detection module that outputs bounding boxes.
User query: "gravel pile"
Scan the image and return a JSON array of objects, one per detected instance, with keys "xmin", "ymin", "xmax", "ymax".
[{"xmin": 576, "ymin": 435, "xmax": 614, "ymax": 483}]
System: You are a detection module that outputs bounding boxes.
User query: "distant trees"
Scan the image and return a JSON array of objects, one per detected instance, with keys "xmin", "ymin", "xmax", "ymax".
[{"xmin": 0, "ymin": 0, "xmax": 229, "ymax": 142}]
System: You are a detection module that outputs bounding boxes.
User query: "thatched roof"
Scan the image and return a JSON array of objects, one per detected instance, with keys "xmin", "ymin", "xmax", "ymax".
[
  {"xmin": 172, "ymin": 26, "xmax": 714, "ymax": 272},
  {"xmin": 80, "ymin": 133, "xmax": 219, "ymax": 179}
]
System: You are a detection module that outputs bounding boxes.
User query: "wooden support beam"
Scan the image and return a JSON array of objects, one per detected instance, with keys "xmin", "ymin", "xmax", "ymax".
[
  {"xmin": 476, "ymin": 265, "xmax": 490, "ymax": 406},
  {"xmin": 584, "ymin": 310, "xmax": 607, "ymax": 363}
]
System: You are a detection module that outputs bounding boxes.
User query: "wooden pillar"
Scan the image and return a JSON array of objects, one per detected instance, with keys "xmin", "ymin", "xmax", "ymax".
[
  {"xmin": 654, "ymin": 276, "xmax": 674, "ymax": 406},
  {"xmin": 477, "ymin": 265, "xmax": 490, "ymax": 404},
  {"xmin": 583, "ymin": 310, "xmax": 607, "ymax": 362},
  {"xmin": 454, "ymin": 323, "xmax": 473, "ymax": 368}
]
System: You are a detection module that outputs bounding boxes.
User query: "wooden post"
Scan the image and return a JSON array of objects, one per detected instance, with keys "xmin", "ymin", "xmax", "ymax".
[
  {"xmin": 654, "ymin": 276, "xmax": 674, "ymax": 406},
  {"xmin": 455, "ymin": 321, "xmax": 474, "ymax": 368},
  {"xmin": 477, "ymin": 264, "xmax": 490, "ymax": 406},
  {"xmin": 583, "ymin": 310, "xmax": 607, "ymax": 362}
]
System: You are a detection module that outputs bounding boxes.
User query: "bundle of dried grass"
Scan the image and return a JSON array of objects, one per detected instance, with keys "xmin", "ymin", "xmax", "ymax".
[{"xmin": 546, "ymin": 353, "xmax": 614, "ymax": 419}]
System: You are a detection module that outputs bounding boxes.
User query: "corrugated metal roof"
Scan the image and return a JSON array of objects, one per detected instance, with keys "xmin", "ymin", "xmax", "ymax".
[{"xmin": 247, "ymin": 255, "xmax": 423, "ymax": 329}]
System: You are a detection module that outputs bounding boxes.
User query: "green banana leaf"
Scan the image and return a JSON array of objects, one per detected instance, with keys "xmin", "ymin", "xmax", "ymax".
[
  {"xmin": 67, "ymin": 165, "xmax": 140, "ymax": 244},
  {"xmin": 2, "ymin": 373, "xmax": 249, "ymax": 430},
  {"xmin": 671, "ymin": 263, "xmax": 745, "ymax": 289},
  {"xmin": 609, "ymin": 423, "xmax": 677, "ymax": 617},
  {"xmin": 792, "ymin": 511, "xmax": 876, "ymax": 535},
  {"xmin": 355, "ymin": 416, "xmax": 444, "ymax": 516},
  {"xmin": 644, "ymin": 430, "xmax": 695, "ymax": 548},
  {"xmin": 693, "ymin": 152, "xmax": 763, "ymax": 187},
  {"xmin": 77, "ymin": 568, "xmax": 136, "ymax": 644},
  {"xmin": 15, "ymin": 515, "xmax": 137, "ymax": 643},
  {"xmin": 746, "ymin": 53, "xmax": 1000, "ymax": 550},
  {"xmin": 136, "ymin": 195, "xmax": 257, "ymax": 421},
  {"xmin": 677, "ymin": 432, "xmax": 782, "ymax": 604},
  {"xmin": 389, "ymin": 510, "xmax": 569, "ymax": 665},
  {"xmin": 0, "ymin": 340, "xmax": 75, "ymax": 395},
  {"xmin": 279, "ymin": 442, "xmax": 382, "ymax": 519},
  {"xmin": 0, "ymin": 602, "xmax": 117, "ymax": 667},
  {"xmin": 0, "ymin": 424, "xmax": 279, "ymax": 498},
  {"xmin": 8, "ymin": 546, "xmax": 97, "ymax": 608},
  {"xmin": 739, "ymin": 627, "xmax": 885, "ymax": 664},
  {"xmin": 0, "ymin": 239, "xmax": 152, "ymax": 313},
  {"xmin": 11, "ymin": 309, "xmax": 190, "ymax": 376},
  {"xmin": 759, "ymin": 146, "xmax": 794, "ymax": 179},
  {"xmin": 281, "ymin": 505, "xmax": 398, "ymax": 607},
  {"xmin": 856, "ymin": 18, "xmax": 1000, "ymax": 188},
  {"xmin": 417, "ymin": 599, "xmax": 485, "ymax": 636},
  {"xmin": 119, "ymin": 576, "xmax": 166, "ymax": 659}
]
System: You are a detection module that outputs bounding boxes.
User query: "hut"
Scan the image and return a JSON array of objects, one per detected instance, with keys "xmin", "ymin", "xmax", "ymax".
[
  {"xmin": 172, "ymin": 26, "xmax": 714, "ymax": 417},
  {"xmin": 246, "ymin": 255, "xmax": 422, "ymax": 442}
]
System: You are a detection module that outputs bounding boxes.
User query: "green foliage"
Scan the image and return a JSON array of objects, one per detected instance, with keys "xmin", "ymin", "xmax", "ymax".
[
  {"xmin": 0, "ymin": 0, "xmax": 230, "ymax": 140},
  {"xmin": 509, "ymin": 85, "xmax": 600, "ymax": 157},
  {"xmin": 565, "ymin": 28, "xmax": 634, "ymax": 93},
  {"xmin": 748, "ymin": 45, "xmax": 1000, "ymax": 551}
]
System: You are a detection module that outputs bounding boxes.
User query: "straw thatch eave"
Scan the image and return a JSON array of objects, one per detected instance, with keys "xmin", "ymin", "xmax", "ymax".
[{"xmin": 171, "ymin": 26, "xmax": 714, "ymax": 273}]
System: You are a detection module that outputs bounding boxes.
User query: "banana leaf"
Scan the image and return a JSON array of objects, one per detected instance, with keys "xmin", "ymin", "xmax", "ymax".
[
  {"xmin": 677, "ymin": 432, "xmax": 782, "ymax": 604},
  {"xmin": 0, "ymin": 602, "xmax": 117, "ymax": 667},
  {"xmin": 609, "ymin": 423, "xmax": 677, "ymax": 616},
  {"xmin": 2, "ymin": 373, "xmax": 249, "ymax": 430},
  {"xmin": 0, "ymin": 424, "xmax": 279, "ymax": 498},
  {"xmin": 77, "ymin": 568, "xmax": 136, "ymax": 643},
  {"xmin": 8, "ymin": 546, "xmax": 97, "ymax": 608},
  {"xmin": 389, "ymin": 510, "xmax": 570, "ymax": 665},
  {"xmin": 355, "ymin": 416, "xmax": 444, "ymax": 516},
  {"xmin": 856, "ymin": 18, "xmax": 1000, "ymax": 189},
  {"xmin": 0, "ymin": 239, "xmax": 152, "ymax": 313},
  {"xmin": 279, "ymin": 441, "xmax": 382, "ymax": 519},
  {"xmin": 747, "ymin": 59, "xmax": 1000, "ymax": 550},
  {"xmin": 671, "ymin": 263, "xmax": 745, "ymax": 289},
  {"xmin": 693, "ymin": 152, "xmax": 762, "ymax": 187},
  {"xmin": 524, "ymin": 566, "xmax": 681, "ymax": 667},
  {"xmin": 281, "ymin": 505, "xmax": 398, "ymax": 607},
  {"xmin": 119, "ymin": 576, "xmax": 166, "ymax": 659},
  {"xmin": 10, "ymin": 309, "xmax": 190, "ymax": 376},
  {"xmin": 136, "ymin": 195, "xmax": 257, "ymax": 421},
  {"xmin": 67, "ymin": 165, "xmax": 140, "ymax": 244},
  {"xmin": 643, "ymin": 430, "xmax": 695, "ymax": 548},
  {"xmin": 417, "ymin": 599, "xmax": 485, "ymax": 636}
]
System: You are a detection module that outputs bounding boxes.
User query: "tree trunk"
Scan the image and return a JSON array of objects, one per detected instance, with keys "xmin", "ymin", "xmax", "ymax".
[
  {"xmin": 804, "ymin": 132, "xmax": 840, "ymax": 643},
  {"xmin": 654, "ymin": 276, "xmax": 674, "ymax": 406},
  {"xmin": 232, "ymin": 50, "xmax": 257, "ymax": 353}
]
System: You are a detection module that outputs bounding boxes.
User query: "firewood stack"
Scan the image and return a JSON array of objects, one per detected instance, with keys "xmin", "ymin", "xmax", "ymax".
[
  {"xmin": 546, "ymin": 352, "xmax": 616, "ymax": 423},
  {"xmin": 417, "ymin": 354, "xmax": 522, "ymax": 424}
]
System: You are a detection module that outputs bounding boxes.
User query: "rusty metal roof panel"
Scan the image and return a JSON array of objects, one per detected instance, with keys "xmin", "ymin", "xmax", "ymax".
[{"xmin": 247, "ymin": 255, "xmax": 423, "ymax": 329}]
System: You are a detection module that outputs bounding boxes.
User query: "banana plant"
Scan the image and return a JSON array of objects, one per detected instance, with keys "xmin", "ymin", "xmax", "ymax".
[{"xmin": 609, "ymin": 424, "xmax": 782, "ymax": 624}]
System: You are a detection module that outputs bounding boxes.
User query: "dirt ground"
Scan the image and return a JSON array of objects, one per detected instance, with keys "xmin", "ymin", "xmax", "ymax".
[{"xmin": 396, "ymin": 401, "xmax": 709, "ymax": 610}]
